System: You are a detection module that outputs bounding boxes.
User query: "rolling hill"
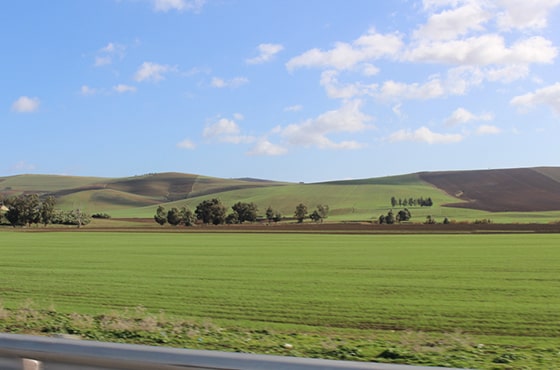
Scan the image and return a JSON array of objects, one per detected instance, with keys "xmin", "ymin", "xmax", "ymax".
[{"xmin": 1, "ymin": 167, "xmax": 560, "ymax": 222}]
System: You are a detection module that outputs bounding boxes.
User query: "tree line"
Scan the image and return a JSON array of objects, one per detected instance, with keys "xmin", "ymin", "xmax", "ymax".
[
  {"xmin": 0, "ymin": 194, "xmax": 90, "ymax": 227},
  {"xmin": 390, "ymin": 196, "xmax": 433, "ymax": 207},
  {"xmin": 154, "ymin": 199, "xmax": 329, "ymax": 226}
]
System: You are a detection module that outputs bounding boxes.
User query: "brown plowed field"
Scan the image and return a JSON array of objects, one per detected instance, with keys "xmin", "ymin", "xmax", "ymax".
[
  {"xmin": 41, "ymin": 219, "xmax": 559, "ymax": 234},
  {"xmin": 419, "ymin": 168, "xmax": 560, "ymax": 212}
]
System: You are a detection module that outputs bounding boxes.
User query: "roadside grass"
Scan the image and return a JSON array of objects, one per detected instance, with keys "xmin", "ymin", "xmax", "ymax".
[{"xmin": 1, "ymin": 232, "xmax": 559, "ymax": 368}]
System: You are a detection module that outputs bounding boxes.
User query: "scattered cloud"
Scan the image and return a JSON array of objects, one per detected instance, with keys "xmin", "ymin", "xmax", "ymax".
[
  {"xmin": 152, "ymin": 0, "xmax": 206, "ymax": 12},
  {"xmin": 445, "ymin": 107, "xmax": 493, "ymax": 126},
  {"xmin": 286, "ymin": 28, "xmax": 403, "ymax": 71},
  {"xmin": 95, "ymin": 56, "xmax": 112, "ymax": 67},
  {"xmin": 277, "ymin": 100, "xmax": 373, "ymax": 149},
  {"xmin": 496, "ymin": 0, "xmax": 560, "ymax": 30},
  {"xmin": 11, "ymin": 96, "xmax": 40, "ymax": 113},
  {"xmin": 134, "ymin": 62, "xmax": 175, "ymax": 82},
  {"xmin": 510, "ymin": 82, "xmax": 560, "ymax": 115},
  {"xmin": 210, "ymin": 76, "xmax": 249, "ymax": 88},
  {"xmin": 405, "ymin": 34, "xmax": 557, "ymax": 66},
  {"xmin": 176, "ymin": 138, "xmax": 196, "ymax": 149},
  {"xmin": 9, "ymin": 160, "xmax": 36, "ymax": 172},
  {"xmin": 246, "ymin": 43, "xmax": 284, "ymax": 64},
  {"xmin": 113, "ymin": 84, "xmax": 137, "ymax": 93},
  {"xmin": 203, "ymin": 117, "xmax": 255, "ymax": 144},
  {"xmin": 388, "ymin": 126, "xmax": 463, "ymax": 144},
  {"xmin": 413, "ymin": 2, "xmax": 492, "ymax": 41},
  {"xmin": 284, "ymin": 104, "xmax": 303, "ymax": 112},
  {"xmin": 94, "ymin": 42, "xmax": 126, "ymax": 67},
  {"xmin": 247, "ymin": 139, "xmax": 288, "ymax": 156},
  {"xmin": 476, "ymin": 124, "xmax": 501, "ymax": 135},
  {"xmin": 80, "ymin": 85, "xmax": 98, "ymax": 96}
]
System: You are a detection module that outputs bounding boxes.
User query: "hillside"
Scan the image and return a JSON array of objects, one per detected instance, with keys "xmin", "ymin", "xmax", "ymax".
[
  {"xmin": 419, "ymin": 167, "xmax": 560, "ymax": 212},
  {"xmin": 2, "ymin": 167, "xmax": 560, "ymax": 222}
]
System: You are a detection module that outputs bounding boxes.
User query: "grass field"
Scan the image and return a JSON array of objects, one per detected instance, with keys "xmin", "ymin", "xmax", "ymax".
[{"xmin": 1, "ymin": 231, "xmax": 559, "ymax": 368}]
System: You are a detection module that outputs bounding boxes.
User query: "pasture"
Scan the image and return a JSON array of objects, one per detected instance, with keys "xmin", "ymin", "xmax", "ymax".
[{"xmin": 1, "ymin": 232, "xmax": 559, "ymax": 368}]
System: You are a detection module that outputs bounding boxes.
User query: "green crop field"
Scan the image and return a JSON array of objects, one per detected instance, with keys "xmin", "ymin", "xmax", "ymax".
[{"xmin": 1, "ymin": 231, "xmax": 559, "ymax": 368}]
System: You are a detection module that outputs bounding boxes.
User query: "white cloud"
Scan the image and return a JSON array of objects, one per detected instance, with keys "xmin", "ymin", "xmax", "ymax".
[
  {"xmin": 392, "ymin": 103, "xmax": 404, "ymax": 117},
  {"xmin": 388, "ymin": 126, "xmax": 463, "ymax": 144},
  {"xmin": 246, "ymin": 43, "xmax": 284, "ymax": 64},
  {"xmin": 9, "ymin": 160, "xmax": 36, "ymax": 172},
  {"xmin": 476, "ymin": 124, "xmax": 502, "ymax": 135},
  {"xmin": 94, "ymin": 42, "xmax": 126, "ymax": 67},
  {"xmin": 113, "ymin": 84, "xmax": 137, "ymax": 93},
  {"xmin": 286, "ymin": 28, "xmax": 403, "ymax": 71},
  {"xmin": 134, "ymin": 62, "xmax": 174, "ymax": 82},
  {"xmin": 203, "ymin": 118, "xmax": 240, "ymax": 137},
  {"xmin": 361, "ymin": 63, "xmax": 380, "ymax": 76},
  {"xmin": 11, "ymin": 96, "xmax": 40, "ymax": 113},
  {"xmin": 484, "ymin": 64, "xmax": 529, "ymax": 82},
  {"xmin": 153, "ymin": 0, "xmax": 206, "ymax": 12},
  {"xmin": 414, "ymin": 2, "xmax": 492, "ymax": 41},
  {"xmin": 80, "ymin": 85, "xmax": 99, "ymax": 96},
  {"xmin": 210, "ymin": 76, "xmax": 249, "ymax": 88},
  {"xmin": 320, "ymin": 70, "xmax": 372, "ymax": 99},
  {"xmin": 445, "ymin": 107, "xmax": 493, "ymax": 126},
  {"xmin": 247, "ymin": 139, "xmax": 288, "ymax": 156},
  {"xmin": 284, "ymin": 104, "xmax": 303, "ymax": 112},
  {"xmin": 94, "ymin": 56, "xmax": 112, "ymax": 67},
  {"xmin": 203, "ymin": 117, "xmax": 255, "ymax": 144},
  {"xmin": 379, "ymin": 78, "xmax": 445, "ymax": 100},
  {"xmin": 496, "ymin": 0, "xmax": 560, "ymax": 30},
  {"xmin": 176, "ymin": 139, "xmax": 196, "ymax": 149},
  {"xmin": 422, "ymin": 0, "xmax": 462, "ymax": 10},
  {"xmin": 405, "ymin": 34, "xmax": 557, "ymax": 66},
  {"xmin": 510, "ymin": 82, "xmax": 560, "ymax": 114},
  {"xmin": 278, "ymin": 100, "xmax": 373, "ymax": 149}
]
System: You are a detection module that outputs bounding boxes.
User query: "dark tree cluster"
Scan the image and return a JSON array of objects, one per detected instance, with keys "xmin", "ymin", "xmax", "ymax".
[
  {"xmin": 153, "ymin": 200, "xmax": 332, "ymax": 227},
  {"xmin": 1, "ymin": 194, "xmax": 90, "ymax": 227},
  {"xmin": 378, "ymin": 208, "xmax": 411, "ymax": 224},
  {"xmin": 265, "ymin": 206, "xmax": 282, "ymax": 223},
  {"xmin": 154, "ymin": 205, "xmax": 195, "ymax": 226},
  {"xmin": 390, "ymin": 196, "xmax": 433, "ymax": 208},
  {"xmin": 154, "ymin": 199, "xmax": 267, "ymax": 226},
  {"xmin": 294, "ymin": 203, "xmax": 329, "ymax": 223}
]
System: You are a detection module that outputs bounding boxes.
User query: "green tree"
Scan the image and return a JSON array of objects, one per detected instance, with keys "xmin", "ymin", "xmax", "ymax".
[
  {"xmin": 310, "ymin": 204, "xmax": 329, "ymax": 223},
  {"xmin": 272, "ymin": 212, "xmax": 282, "ymax": 223},
  {"xmin": 231, "ymin": 202, "xmax": 258, "ymax": 223},
  {"xmin": 390, "ymin": 196, "xmax": 397, "ymax": 207},
  {"xmin": 396, "ymin": 208, "xmax": 411, "ymax": 222},
  {"xmin": 195, "ymin": 198, "xmax": 227, "ymax": 225},
  {"xmin": 385, "ymin": 210, "xmax": 395, "ymax": 224},
  {"xmin": 294, "ymin": 203, "xmax": 308, "ymax": 223},
  {"xmin": 265, "ymin": 206, "xmax": 274, "ymax": 222},
  {"xmin": 5, "ymin": 194, "xmax": 41, "ymax": 227},
  {"xmin": 425, "ymin": 215, "xmax": 436, "ymax": 224},
  {"xmin": 40, "ymin": 195, "xmax": 56, "ymax": 226},
  {"xmin": 378, "ymin": 214, "xmax": 386, "ymax": 224},
  {"xmin": 154, "ymin": 205, "xmax": 167, "ymax": 226},
  {"xmin": 167, "ymin": 207, "xmax": 182, "ymax": 226},
  {"xmin": 179, "ymin": 206, "xmax": 195, "ymax": 226}
]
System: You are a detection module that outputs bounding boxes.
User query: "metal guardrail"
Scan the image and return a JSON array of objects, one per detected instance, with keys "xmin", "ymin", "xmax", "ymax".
[{"xmin": 0, "ymin": 333, "xmax": 466, "ymax": 370}]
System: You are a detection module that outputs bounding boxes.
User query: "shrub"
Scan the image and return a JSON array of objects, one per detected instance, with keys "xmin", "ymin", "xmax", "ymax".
[{"xmin": 92, "ymin": 213, "xmax": 111, "ymax": 219}]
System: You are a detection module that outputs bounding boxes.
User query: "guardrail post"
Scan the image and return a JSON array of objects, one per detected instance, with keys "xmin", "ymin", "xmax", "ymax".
[{"xmin": 22, "ymin": 359, "xmax": 42, "ymax": 370}]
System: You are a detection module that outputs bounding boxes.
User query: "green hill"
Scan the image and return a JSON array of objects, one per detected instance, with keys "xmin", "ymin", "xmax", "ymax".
[{"xmin": 2, "ymin": 168, "xmax": 560, "ymax": 223}]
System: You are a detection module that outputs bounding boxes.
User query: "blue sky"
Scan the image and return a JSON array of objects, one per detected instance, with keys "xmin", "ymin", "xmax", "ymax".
[{"xmin": 2, "ymin": 0, "xmax": 560, "ymax": 182}]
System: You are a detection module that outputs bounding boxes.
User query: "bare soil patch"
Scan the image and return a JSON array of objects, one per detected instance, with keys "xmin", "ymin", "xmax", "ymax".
[
  {"xmin": 93, "ymin": 219, "xmax": 560, "ymax": 234},
  {"xmin": 419, "ymin": 168, "xmax": 560, "ymax": 212}
]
